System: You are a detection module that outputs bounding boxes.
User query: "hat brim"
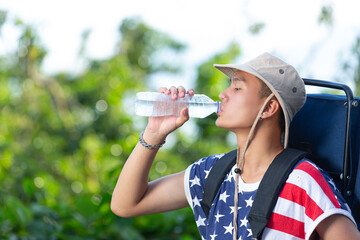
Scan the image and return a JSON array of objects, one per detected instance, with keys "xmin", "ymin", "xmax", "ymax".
[{"xmin": 213, "ymin": 64, "xmax": 291, "ymax": 148}]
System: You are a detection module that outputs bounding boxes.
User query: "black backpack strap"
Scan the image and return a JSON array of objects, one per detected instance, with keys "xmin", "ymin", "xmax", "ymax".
[
  {"xmin": 201, "ymin": 149, "xmax": 237, "ymax": 218},
  {"xmin": 248, "ymin": 148, "xmax": 308, "ymax": 239}
]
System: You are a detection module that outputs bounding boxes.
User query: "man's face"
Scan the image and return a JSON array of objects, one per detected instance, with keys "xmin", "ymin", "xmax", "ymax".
[{"xmin": 215, "ymin": 71, "xmax": 266, "ymax": 132}]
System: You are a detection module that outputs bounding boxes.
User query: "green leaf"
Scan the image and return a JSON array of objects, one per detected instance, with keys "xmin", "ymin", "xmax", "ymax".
[
  {"xmin": 22, "ymin": 178, "xmax": 36, "ymax": 196},
  {"xmin": 74, "ymin": 196, "xmax": 98, "ymax": 220},
  {"xmin": 248, "ymin": 22, "xmax": 265, "ymax": 35},
  {"xmin": 4, "ymin": 195, "xmax": 33, "ymax": 227},
  {"xmin": 318, "ymin": 5, "xmax": 334, "ymax": 27}
]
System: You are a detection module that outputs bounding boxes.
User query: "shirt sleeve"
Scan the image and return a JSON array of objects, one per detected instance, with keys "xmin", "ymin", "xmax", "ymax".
[
  {"xmin": 184, "ymin": 154, "xmax": 220, "ymax": 209},
  {"xmin": 183, "ymin": 153, "xmax": 226, "ymax": 239},
  {"xmin": 265, "ymin": 160, "xmax": 356, "ymax": 240},
  {"xmin": 184, "ymin": 163, "xmax": 195, "ymax": 208}
]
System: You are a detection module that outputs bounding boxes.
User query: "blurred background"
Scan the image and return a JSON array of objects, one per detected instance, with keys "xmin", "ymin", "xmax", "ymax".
[{"xmin": 0, "ymin": 0, "xmax": 359, "ymax": 239}]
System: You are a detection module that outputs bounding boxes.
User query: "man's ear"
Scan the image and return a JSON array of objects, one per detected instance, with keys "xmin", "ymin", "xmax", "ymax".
[{"xmin": 261, "ymin": 99, "xmax": 280, "ymax": 119}]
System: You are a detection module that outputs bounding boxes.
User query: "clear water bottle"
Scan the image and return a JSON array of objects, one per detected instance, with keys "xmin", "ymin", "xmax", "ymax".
[{"xmin": 134, "ymin": 92, "xmax": 219, "ymax": 118}]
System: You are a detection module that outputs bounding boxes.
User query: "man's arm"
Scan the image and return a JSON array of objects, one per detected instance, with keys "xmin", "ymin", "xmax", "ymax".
[
  {"xmin": 316, "ymin": 214, "xmax": 360, "ymax": 240},
  {"xmin": 111, "ymin": 86, "xmax": 192, "ymax": 218},
  {"xmin": 110, "ymin": 140, "xmax": 188, "ymax": 217}
]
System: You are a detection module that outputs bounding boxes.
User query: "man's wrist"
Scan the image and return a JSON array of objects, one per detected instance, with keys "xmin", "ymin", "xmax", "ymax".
[{"xmin": 139, "ymin": 131, "xmax": 166, "ymax": 149}]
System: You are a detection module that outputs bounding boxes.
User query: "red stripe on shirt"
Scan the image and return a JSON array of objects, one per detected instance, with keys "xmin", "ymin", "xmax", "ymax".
[
  {"xmin": 280, "ymin": 182, "xmax": 324, "ymax": 220},
  {"xmin": 295, "ymin": 161, "xmax": 340, "ymax": 208},
  {"xmin": 267, "ymin": 212, "xmax": 305, "ymax": 239}
]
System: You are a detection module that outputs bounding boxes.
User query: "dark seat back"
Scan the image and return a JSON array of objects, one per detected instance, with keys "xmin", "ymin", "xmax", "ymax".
[{"xmin": 288, "ymin": 79, "xmax": 360, "ymax": 226}]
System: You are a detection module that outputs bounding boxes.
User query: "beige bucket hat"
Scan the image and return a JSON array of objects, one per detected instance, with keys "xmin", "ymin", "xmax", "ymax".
[{"xmin": 214, "ymin": 52, "xmax": 306, "ymax": 148}]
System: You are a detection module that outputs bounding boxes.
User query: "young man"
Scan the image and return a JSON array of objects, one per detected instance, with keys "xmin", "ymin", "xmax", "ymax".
[{"xmin": 111, "ymin": 53, "xmax": 360, "ymax": 239}]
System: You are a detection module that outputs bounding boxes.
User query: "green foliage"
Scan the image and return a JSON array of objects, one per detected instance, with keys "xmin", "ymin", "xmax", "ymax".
[
  {"xmin": 0, "ymin": 13, "xmax": 239, "ymax": 239},
  {"xmin": 318, "ymin": 5, "xmax": 334, "ymax": 27},
  {"xmin": 353, "ymin": 38, "xmax": 360, "ymax": 97},
  {"xmin": 349, "ymin": 36, "xmax": 360, "ymax": 97},
  {"xmin": 341, "ymin": 35, "xmax": 360, "ymax": 97},
  {"xmin": 118, "ymin": 17, "xmax": 186, "ymax": 75},
  {"xmin": 248, "ymin": 23, "xmax": 265, "ymax": 35},
  {"xmin": 0, "ymin": 10, "xmax": 7, "ymax": 33}
]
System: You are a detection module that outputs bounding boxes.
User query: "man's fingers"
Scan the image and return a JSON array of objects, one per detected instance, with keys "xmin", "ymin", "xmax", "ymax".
[
  {"xmin": 187, "ymin": 89, "xmax": 195, "ymax": 96},
  {"xmin": 158, "ymin": 87, "xmax": 168, "ymax": 94},
  {"xmin": 157, "ymin": 86, "xmax": 195, "ymax": 99},
  {"xmin": 176, "ymin": 108, "xmax": 189, "ymax": 127},
  {"xmin": 169, "ymin": 86, "xmax": 178, "ymax": 100},
  {"xmin": 177, "ymin": 86, "xmax": 186, "ymax": 98}
]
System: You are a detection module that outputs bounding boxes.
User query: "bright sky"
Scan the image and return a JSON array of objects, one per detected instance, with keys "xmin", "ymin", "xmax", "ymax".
[{"xmin": 1, "ymin": 0, "xmax": 360, "ymax": 91}]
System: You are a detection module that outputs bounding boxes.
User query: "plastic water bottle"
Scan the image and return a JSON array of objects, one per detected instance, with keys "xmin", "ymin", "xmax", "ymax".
[{"xmin": 134, "ymin": 92, "xmax": 220, "ymax": 118}]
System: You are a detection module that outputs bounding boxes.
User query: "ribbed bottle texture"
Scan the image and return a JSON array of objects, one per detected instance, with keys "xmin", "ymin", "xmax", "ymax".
[{"xmin": 135, "ymin": 92, "xmax": 219, "ymax": 118}]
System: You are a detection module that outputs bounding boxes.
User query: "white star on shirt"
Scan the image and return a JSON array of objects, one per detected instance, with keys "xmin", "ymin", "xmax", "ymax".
[
  {"xmin": 240, "ymin": 216, "xmax": 248, "ymax": 227},
  {"xmin": 245, "ymin": 196, "xmax": 253, "ymax": 207},
  {"xmin": 247, "ymin": 228, "xmax": 252, "ymax": 237},
  {"xmin": 190, "ymin": 175, "xmax": 201, "ymax": 187},
  {"xmin": 192, "ymin": 196, "xmax": 201, "ymax": 208},
  {"xmin": 210, "ymin": 231, "xmax": 218, "ymax": 240},
  {"xmin": 229, "ymin": 205, "xmax": 241, "ymax": 214},
  {"xmin": 204, "ymin": 168, "xmax": 211, "ymax": 179},
  {"xmin": 214, "ymin": 211, "xmax": 224, "ymax": 222},
  {"xmin": 196, "ymin": 215, "xmax": 206, "ymax": 227},
  {"xmin": 219, "ymin": 191, "xmax": 230, "ymax": 203},
  {"xmin": 214, "ymin": 153, "xmax": 225, "ymax": 159},
  {"xmin": 224, "ymin": 222, "xmax": 234, "ymax": 234},
  {"xmin": 225, "ymin": 170, "xmax": 234, "ymax": 182},
  {"xmin": 195, "ymin": 158, "xmax": 205, "ymax": 165},
  {"xmin": 238, "ymin": 236, "xmax": 243, "ymax": 240}
]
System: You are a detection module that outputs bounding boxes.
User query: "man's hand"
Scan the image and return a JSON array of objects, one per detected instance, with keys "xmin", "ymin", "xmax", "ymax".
[{"xmin": 143, "ymin": 86, "xmax": 194, "ymax": 145}]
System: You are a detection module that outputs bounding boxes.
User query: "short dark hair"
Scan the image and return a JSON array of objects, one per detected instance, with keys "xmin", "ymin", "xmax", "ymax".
[{"xmin": 258, "ymin": 79, "xmax": 285, "ymax": 133}]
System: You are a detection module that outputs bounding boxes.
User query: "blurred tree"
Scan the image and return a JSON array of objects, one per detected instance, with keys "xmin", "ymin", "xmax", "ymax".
[
  {"xmin": 342, "ymin": 36, "xmax": 360, "ymax": 97},
  {"xmin": 318, "ymin": 4, "xmax": 334, "ymax": 28},
  {"xmin": 0, "ymin": 14, "xmax": 203, "ymax": 239},
  {"xmin": 0, "ymin": 10, "xmax": 7, "ymax": 33},
  {"xmin": 248, "ymin": 23, "xmax": 265, "ymax": 35},
  {"xmin": 118, "ymin": 17, "xmax": 186, "ymax": 75}
]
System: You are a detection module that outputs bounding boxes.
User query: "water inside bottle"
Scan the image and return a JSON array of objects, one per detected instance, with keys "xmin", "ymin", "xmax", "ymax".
[
  {"xmin": 187, "ymin": 102, "xmax": 219, "ymax": 118},
  {"xmin": 153, "ymin": 100, "xmax": 187, "ymax": 116},
  {"xmin": 134, "ymin": 92, "xmax": 220, "ymax": 118}
]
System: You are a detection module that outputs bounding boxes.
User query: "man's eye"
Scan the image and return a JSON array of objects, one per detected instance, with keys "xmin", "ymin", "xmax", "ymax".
[{"xmin": 234, "ymin": 88, "xmax": 241, "ymax": 91}]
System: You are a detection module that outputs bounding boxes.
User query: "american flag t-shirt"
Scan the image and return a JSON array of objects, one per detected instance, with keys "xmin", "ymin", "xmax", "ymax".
[
  {"xmin": 184, "ymin": 154, "xmax": 356, "ymax": 240},
  {"xmin": 184, "ymin": 153, "xmax": 260, "ymax": 240}
]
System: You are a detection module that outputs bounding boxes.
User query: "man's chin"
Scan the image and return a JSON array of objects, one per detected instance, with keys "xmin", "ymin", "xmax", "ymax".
[{"xmin": 215, "ymin": 118, "xmax": 226, "ymax": 130}]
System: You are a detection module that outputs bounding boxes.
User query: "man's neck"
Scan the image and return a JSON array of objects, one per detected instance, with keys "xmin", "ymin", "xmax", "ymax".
[{"xmin": 235, "ymin": 128, "xmax": 283, "ymax": 183}]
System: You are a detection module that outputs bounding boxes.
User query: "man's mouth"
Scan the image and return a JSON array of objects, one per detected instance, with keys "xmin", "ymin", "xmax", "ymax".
[{"xmin": 217, "ymin": 103, "xmax": 223, "ymax": 115}]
